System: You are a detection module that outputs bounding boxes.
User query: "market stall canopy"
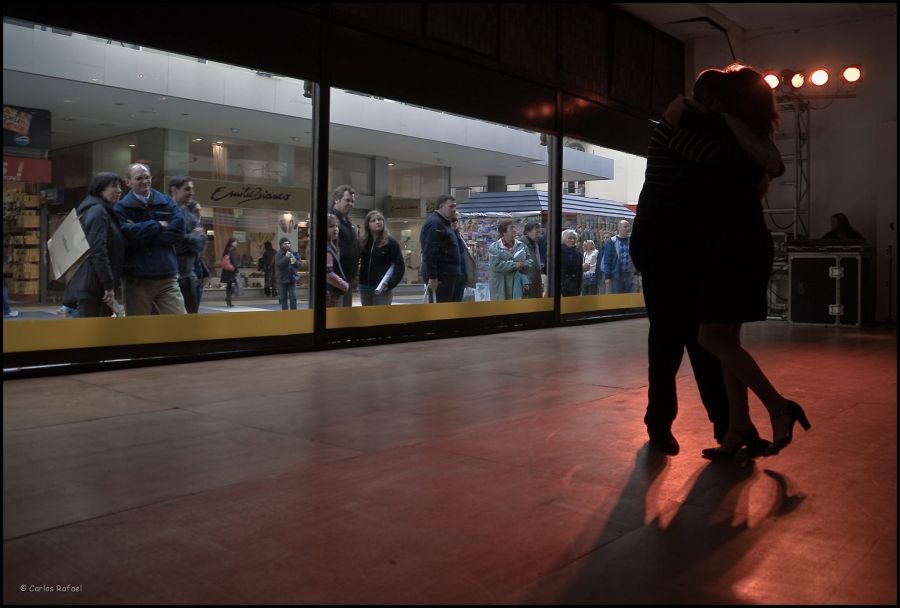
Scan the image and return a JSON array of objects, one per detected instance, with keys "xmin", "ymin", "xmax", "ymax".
[{"xmin": 458, "ymin": 190, "xmax": 635, "ymax": 219}]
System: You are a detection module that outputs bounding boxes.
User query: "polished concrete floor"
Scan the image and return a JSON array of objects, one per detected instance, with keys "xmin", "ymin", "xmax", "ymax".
[{"xmin": 3, "ymin": 319, "xmax": 897, "ymax": 604}]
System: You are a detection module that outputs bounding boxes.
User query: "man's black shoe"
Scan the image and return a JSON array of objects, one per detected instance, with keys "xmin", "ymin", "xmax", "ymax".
[{"xmin": 648, "ymin": 431, "xmax": 680, "ymax": 455}]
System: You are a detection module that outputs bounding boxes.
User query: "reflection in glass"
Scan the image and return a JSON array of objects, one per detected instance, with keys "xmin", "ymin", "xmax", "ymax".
[{"xmin": 2, "ymin": 18, "xmax": 315, "ymax": 321}]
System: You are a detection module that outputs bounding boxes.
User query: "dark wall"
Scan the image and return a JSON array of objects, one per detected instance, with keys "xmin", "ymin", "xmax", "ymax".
[{"xmin": 3, "ymin": 3, "xmax": 683, "ymax": 154}]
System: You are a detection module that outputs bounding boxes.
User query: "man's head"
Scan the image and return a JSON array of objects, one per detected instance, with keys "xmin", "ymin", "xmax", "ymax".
[
  {"xmin": 125, "ymin": 163, "xmax": 152, "ymax": 197},
  {"xmin": 332, "ymin": 185, "xmax": 355, "ymax": 218},
  {"xmin": 169, "ymin": 175, "xmax": 194, "ymax": 205},
  {"xmin": 279, "ymin": 237, "xmax": 291, "ymax": 249},
  {"xmin": 435, "ymin": 194, "xmax": 457, "ymax": 221},
  {"xmin": 617, "ymin": 220, "xmax": 630, "ymax": 238},
  {"xmin": 523, "ymin": 221, "xmax": 540, "ymax": 241},
  {"xmin": 693, "ymin": 69, "xmax": 727, "ymax": 110}
]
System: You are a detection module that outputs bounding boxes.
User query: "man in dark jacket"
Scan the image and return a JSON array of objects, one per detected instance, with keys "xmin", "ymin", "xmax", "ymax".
[
  {"xmin": 329, "ymin": 185, "xmax": 360, "ymax": 307},
  {"xmin": 170, "ymin": 176, "xmax": 207, "ymax": 314},
  {"xmin": 420, "ymin": 194, "xmax": 465, "ymax": 302},
  {"xmin": 114, "ymin": 163, "xmax": 186, "ymax": 315}
]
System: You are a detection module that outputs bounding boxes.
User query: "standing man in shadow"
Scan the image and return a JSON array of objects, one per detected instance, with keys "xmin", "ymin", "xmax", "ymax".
[
  {"xmin": 329, "ymin": 185, "xmax": 360, "ymax": 307},
  {"xmin": 630, "ymin": 71, "xmax": 736, "ymax": 455},
  {"xmin": 420, "ymin": 195, "xmax": 466, "ymax": 302}
]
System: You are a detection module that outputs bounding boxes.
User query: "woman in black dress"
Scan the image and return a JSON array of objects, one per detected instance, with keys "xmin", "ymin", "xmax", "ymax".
[{"xmin": 691, "ymin": 66, "xmax": 810, "ymax": 458}]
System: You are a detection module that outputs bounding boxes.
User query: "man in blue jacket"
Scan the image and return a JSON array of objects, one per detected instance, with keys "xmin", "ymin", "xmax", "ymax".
[
  {"xmin": 114, "ymin": 163, "xmax": 187, "ymax": 315},
  {"xmin": 600, "ymin": 220, "xmax": 637, "ymax": 294},
  {"xmin": 170, "ymin": 175, "xmax": 207, "ymax": 314}
]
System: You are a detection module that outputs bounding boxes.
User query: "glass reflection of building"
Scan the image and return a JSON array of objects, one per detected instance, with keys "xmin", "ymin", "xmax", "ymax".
[{"xmin": 3, "ymin": 13, "xmax": 650, "ymax": 368}]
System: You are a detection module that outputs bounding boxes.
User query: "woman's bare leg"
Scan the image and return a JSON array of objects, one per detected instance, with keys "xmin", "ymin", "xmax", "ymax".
[{"xmin": 698, "ymin": 322, "xmax": 789, "ymax": 421}]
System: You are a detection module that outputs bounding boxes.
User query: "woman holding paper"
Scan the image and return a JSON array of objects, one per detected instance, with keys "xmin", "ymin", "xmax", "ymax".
[
  {"xmin": 358, "ymin": 210, "xmax": 405, "ymax": 306},
  {"xmin": 488, "ymin": 219, "xmax": 532, "ymax": 300},
  {"xmin": 69, "ymin": 172, "xmax": 127, "ymax": 317}
]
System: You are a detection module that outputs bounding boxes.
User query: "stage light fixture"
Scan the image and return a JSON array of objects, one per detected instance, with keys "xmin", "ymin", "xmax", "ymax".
[
  {"xmin": 841, "ymin": 65, "xmax": 862, "ymax": 83},
  {"xmin": 790, "ymin": 72, "xmax": 805, "ymax": 89},
  {"xmin": 764, "ymin": 73, "xmax": 781, "ymax": 89},
  {"xmin": 810, "ymin": 69, "xmax": 829, "ymax": 86}
]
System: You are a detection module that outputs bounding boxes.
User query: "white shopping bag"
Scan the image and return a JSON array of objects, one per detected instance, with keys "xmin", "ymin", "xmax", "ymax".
[
  {"xmin": 47, "ymin": 209, "xmax": 89, "ymax": 280},
  {"xmin": 422, "ymin": 285, "xmax": 435, "ymax": 303}
]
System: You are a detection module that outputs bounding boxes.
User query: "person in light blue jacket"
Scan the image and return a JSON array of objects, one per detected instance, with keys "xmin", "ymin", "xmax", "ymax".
[{"xmin": 488, "ymin": 219, "xmax": 533, "ymax": 301}]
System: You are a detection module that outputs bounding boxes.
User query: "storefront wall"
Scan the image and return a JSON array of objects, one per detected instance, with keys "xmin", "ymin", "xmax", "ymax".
[{"xmin": 2, "ymin": 6, "xmax": 671, "ymax": 373}]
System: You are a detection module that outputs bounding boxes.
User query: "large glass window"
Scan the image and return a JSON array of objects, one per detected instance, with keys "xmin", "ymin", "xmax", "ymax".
[
  {"xmin": 325, "ymin": 88, "xmax": 556, "ymax": 329},
  {"xmin": 3, "ymin": 18, "xmax": 315, "ymax": 353},
  {"xmin": 556, "ymin": 137, "xmax": 647, "ymax": 315}
]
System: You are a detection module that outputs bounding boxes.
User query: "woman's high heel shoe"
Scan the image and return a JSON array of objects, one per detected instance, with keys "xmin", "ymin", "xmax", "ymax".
[
  {"xmin": 702, "ymin": 426, "xmax": 770, "ymax": 460},
  {"xmin": 764, "ymin": 400, "xmax": 811, "ymax": 457}
]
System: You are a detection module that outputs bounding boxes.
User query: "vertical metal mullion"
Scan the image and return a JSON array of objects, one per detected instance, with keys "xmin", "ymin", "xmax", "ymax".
[
  {"xmin": 549, "ymin": 93, "xmax": 563, "ymax": 324},
  {"xmin": 310, "ymin": 80, "xmax": 330, "ymax": 345}
]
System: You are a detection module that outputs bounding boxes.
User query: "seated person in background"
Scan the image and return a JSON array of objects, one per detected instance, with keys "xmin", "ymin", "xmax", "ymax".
[{"xmin": 821, "ymin": 213, "xmax": 865, "ymax": 241}]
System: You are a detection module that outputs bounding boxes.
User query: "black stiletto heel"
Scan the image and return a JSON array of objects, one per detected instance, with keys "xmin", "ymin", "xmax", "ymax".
[
  {"xmin": 702, "ymin": 426, "xmax": 769, "ymax": 460},
  {"xmin": 765, "ymin": 400, "xmax": 811, "ymax": 456}
]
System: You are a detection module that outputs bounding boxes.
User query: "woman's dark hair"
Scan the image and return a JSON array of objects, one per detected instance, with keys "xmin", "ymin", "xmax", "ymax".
[
  {"xmin": 186, "ymin": 200, "xmax": 200, "ymax": 213},
  {"xmin": 87, "ymin": 172, "xmax": 122, "ymax": 199},
  {"xmin": 221, "ymin": 237, "xmax": 237, "ymax": 258},
  {"xmin": 718, "ymin": 65, "xmax": 780, "ymax": 136},
  {"xmin": 692, "ymin": 69, "xmax": 727, "ymax": 104},
  {"xmin": 264, "ymin": 241, "xmax": 275, "ymax": 250}
]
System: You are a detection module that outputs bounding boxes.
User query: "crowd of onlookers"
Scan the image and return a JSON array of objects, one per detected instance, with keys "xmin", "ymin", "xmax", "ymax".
[{"xmin": 23, "ymin": 169, "xmax": 642, "ymax": 320}]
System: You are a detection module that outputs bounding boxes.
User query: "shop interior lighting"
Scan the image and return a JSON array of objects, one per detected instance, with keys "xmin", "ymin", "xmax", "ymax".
[
  {"xmin": 764, "ymin": 72, "xmax": 781, "ymax": 89},
  {"xmin": 790, "ymin": 71, "xmax": 805, "ymax": 89}
]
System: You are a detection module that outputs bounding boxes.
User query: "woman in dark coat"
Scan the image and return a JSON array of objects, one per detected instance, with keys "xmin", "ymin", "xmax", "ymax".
[
  {"xmin": 69, "ymin": 172, "xmax": 127, "ymax": 317},
  {"xmin": 258, "ymin": 240, "xmax": 278, "ymax": 297},
  {"xmin": 220, "ymin": 237, "xmax": 239, "ymax": 307},
  {"xmin": 358, "ymin": 210, "xmax": 405, "ymax": 306},
  {"xmin": 560, "ymin": 229, "xmax": 583, "ymax": 297}
]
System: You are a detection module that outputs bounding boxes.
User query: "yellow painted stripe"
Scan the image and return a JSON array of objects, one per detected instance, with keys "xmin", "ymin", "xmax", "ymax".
[
  {"xmin": 3, "ymin": 295, "xmax": 644, "ymax": 353},
  {"xmin": 560, "ymin": 293, "xmax": 645, "ymax": 314},
  {"xmin": 326, "ymin": 298, "xmax": 554, "ymax": 328},
  {"xmin": 3, "ymin": 310, "xmax": 314, "ymax": 353}
]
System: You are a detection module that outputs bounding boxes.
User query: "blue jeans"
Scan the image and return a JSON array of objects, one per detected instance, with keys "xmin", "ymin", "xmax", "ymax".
[
  {"xmin": 279, "ymin": 281, "xmax": 297, "ymax": 310},
  {"xmin": 607, "ymin": 272, "xmax": 635, "ymax": 294}
]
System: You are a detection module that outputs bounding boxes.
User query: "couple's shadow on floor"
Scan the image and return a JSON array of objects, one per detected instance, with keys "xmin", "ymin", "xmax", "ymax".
[{"xmin": 524, "ymin": 443, "xmax": 806, "ymax": 604}]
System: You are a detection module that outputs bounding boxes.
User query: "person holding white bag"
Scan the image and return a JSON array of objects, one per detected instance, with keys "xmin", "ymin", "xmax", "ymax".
[{"xmin": 358, "ymin": 210, "xmax": 405, "ymax": 306}]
